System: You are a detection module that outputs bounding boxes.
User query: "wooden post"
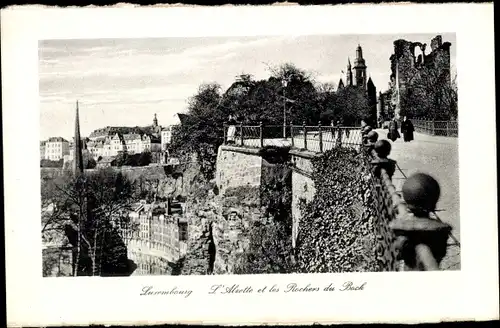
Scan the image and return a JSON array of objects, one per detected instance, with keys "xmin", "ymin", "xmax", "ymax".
[
  {"xmin": 303, "ymin": 121, "xmax": 307, "ymax": 150},
  {"xmin": 290, "ymin": 122, "xmax": 294, "ymax": 148},
  {"xmin": 446, "ymin": 121, "xmax": 450, "ymax": 136},
  {"xmin": 259, "ymin": 121, "xmax": 264, "ymax": 148},
  {"xmin": 318, "ymin": 121, "xmax": 323, "ymax": 153},
  {"xmin": 239, "ymin": 122, "xmax": 244, "ymax": 146}
]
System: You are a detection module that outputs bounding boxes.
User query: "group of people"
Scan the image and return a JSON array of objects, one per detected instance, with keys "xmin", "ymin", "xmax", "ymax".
[{"xmin": 387, "ymin": 116, "xmax": 415, "ymax": 143}]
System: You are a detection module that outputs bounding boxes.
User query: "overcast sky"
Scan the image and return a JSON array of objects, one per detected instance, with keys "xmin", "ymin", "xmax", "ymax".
[{"xmin": 39, "ymin": 33, "xmax": 456, "ymax": 140}]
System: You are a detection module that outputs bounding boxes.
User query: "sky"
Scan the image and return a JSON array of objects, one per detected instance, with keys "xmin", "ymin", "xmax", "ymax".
[{"xmin": 39, "ymin": 33, "xmax": 456, "ymax": 141}]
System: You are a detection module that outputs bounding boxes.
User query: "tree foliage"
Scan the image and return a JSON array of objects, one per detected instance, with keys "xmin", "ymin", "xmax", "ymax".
[
  {"xmin": 41, "ymin": 158, "xmax": 64, "ymax": 168},
  {"xmin": 234, "ymin": 220, "xmax": 295, "ymax": 274},
  {"xmin": 41, "ymin": 168, "xmax": 138, "ymax": 276},
  {"xmin": 112, "ymin": 151, "xmax": 152, "ymax": 167},
  {"xmin": 170, "ymin": 63, "xmax": 372, "ymax": 179},
  {"xmin": 400, "ymin": 69, "xmax": 457, "ymax": 120}
]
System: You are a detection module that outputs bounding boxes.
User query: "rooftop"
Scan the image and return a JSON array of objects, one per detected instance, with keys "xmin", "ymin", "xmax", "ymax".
[{"xmin": 47, "ymin": 137, "xmax": 69, "ymax": 143}]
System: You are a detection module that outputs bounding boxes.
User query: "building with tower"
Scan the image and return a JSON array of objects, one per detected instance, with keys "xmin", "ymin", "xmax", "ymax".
[
  {"xmin": 337, "ymin": 44, "xmax": 377, "ymax": 125},
  {"xmin": 86, "ymin": 113, "xmax": 162, "ymax": 160},
  {"xmin": 353, "ymin": 44, "xmax": 367, "ymax": 90}
]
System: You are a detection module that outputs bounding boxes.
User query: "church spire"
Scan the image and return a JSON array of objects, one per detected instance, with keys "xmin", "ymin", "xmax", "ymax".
[
  {"xmin": 346, "ymin": 58, "xmax": 353, "ymax": 86},
  {"xmin": 73, "ymin": 100, "xmax": 84, "ymax": 176}
]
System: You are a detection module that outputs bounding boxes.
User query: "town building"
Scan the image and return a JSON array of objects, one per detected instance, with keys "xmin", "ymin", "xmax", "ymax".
[
  {"xmin": 40, "ymin": 141, "xmax": 46, "ymax": 159},
  {"xmin": 161, "ymin": 126, "xmax": 175, "ymax": 151},
  {"xmin": 44, "ymin": 137, "xmax": 70, "ymax": 161},
  {"xmin": 86, "ymin": 114, "xmax": 162, "ymax": 160},
  {"xmin": 124, "ymin": 199, "xmax": 188, "ymax": 275},
  {"xmin": 161, "ymin": 114, "xmax": 183, "ymax": 150}
]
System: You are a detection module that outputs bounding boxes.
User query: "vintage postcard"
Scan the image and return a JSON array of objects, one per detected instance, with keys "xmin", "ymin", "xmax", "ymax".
[{"xmin": 2, "ymin": 3, "xmax": 498, "ymax": 327}]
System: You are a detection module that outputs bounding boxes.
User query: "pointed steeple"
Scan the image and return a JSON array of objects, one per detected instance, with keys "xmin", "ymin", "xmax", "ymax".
[
  {"xmin": 356, "ymin": 44, "xmax": 363, "ymax": 59},
  {"xmin": 367, "ymin": 76, "xmax": 374, "ymax": 87},
  {"xmin": 73, "ymin": 100, "xmax": 84, "ymax": 176},
  {"xmin": 346, "ymin": 58, "xmax": 353, "ymax": 86},
  {"xmin": 337, "ymin": 78, "xmax": 345, "ymax": 91}
]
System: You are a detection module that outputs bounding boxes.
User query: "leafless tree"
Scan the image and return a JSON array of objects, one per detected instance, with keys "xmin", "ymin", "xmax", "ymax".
[{"xmin": 41, "ymin": 168, "xmax": 138, "ymax": 276}]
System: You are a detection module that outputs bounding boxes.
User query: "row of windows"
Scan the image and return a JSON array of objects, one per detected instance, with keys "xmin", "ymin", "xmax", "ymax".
[
  {"xmin": 46, "ymin": 143, "xmax": 66, "ymax": 148},
  {"xmin": 135, "ymin": 230, "xmax": 186, "ymax": 242},
  {"xmin": 138, "ymin": 263, "xmax": 169, "ymax": 275},
  {"xmin": 132, "ymin": 241, "xmax": 180, "ymax": 254}
]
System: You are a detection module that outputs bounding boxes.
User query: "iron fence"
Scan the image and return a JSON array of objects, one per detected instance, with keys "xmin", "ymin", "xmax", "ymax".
[
  {"xmin": 413, "ymin": 119, "xmax": 458, "ymax": 137},
  {"xmin": 363, "ymin": 146, "xmax": 457, "ymax": 271},
  {"xmin": 223, "ymin": 122, "xmax": 363, "ymax": 152}
]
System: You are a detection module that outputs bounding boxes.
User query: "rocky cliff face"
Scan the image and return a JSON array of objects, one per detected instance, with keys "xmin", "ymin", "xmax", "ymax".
[{"xmin": 177, "ymin": 149, "xmax": 294, "ymax": 275}]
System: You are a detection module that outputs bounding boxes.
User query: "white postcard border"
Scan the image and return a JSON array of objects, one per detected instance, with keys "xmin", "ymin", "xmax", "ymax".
[{"xmin": 2, "ymin": 3, "xmax": 498, "ymax": 326}]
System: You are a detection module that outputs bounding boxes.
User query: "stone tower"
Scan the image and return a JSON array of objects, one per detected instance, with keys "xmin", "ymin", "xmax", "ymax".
[
  {"xmin": 353, "ymin": 44, "xmax": 367, "ymax": 89},
  {"xmin": 346, "ymin": 58, "xmax": 353, "ymax": 86},
  {"xmin": 153, "ymin": 113, "xmax": 158, "ymax": 127},
  {"xmin": 73, "ymin": 100, "xmax": 84, "ymax": 176}
]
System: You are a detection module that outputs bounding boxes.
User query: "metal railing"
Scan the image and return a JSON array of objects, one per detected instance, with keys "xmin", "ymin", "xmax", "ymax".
[
  {"xmin": 362, "ymin": 137, "xmax": 455, "ymax": 271},
  {"xmin": 413, "ymin": 119, "xmax": 458, "ymax": 137},
  {"xmin": 223, "ymin": 122, "xmax": 363, "ymax": 152}
]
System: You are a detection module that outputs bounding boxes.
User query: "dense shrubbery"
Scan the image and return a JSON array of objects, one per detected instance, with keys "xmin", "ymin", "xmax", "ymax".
[
  {"xmin": 234, "ymin": 220, "xmax": 295, "ymax": 274},
  {"xmin": 296, "ymin": 147, "xmax": 382, "ymax": 272},
  {"xmin": 113, "ymin": 151, "xmax": 152, "ymax": 167},
  {"xmin": 41, "ymin": 158, "xmax": 64, "ymax": 168}
]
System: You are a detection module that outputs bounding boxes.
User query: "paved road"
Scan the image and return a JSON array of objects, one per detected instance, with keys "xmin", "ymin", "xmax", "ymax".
[{"xmin": 375, "ymin": 129, "xmax": 461, "ymax": 270}]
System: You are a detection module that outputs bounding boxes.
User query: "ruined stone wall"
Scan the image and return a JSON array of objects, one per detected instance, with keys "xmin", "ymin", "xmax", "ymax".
[{"xmin": 390, "ymin": 35, "xmax": 452, "ymax": 119}]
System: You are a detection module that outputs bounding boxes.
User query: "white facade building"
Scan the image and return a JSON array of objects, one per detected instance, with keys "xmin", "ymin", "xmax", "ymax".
[
  {"xmin": 87, "ymin": 133, "xmax": 161, "ymax": 160},
  {"xmin": 161, "ymin": 126, "xmax": 174, "ymax": 150},
  {"xmin": 44, "ymin": 137, "xmax": 70, "ymax": 161}
]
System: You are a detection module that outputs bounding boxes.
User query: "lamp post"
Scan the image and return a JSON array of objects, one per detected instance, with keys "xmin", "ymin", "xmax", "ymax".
[
  {"xmin": 282, "ymin": 79, "xmax": 289, "ymax": 138},
  {"xmin": 281, "ymin": 73, "xmax": 299, "ymax": 139}
]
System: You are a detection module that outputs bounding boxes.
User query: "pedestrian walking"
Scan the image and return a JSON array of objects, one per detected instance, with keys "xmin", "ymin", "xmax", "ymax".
[
  {"xmin": 336, "ymin": 120, "xmax": 342, "ymax": 145},
  {"xmin": 401, "ymin": 116, "xmax": 415, "ymax": 142},
  {"xmin": 387, "ymin": 117, "xmax": 400, "ymax": 142},
  {"xmin": 226, "ymin": 114, "xmax": 237, "ymax": 144}
]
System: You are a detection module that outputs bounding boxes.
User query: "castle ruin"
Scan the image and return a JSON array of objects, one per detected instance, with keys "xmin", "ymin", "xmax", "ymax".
[{"xmin": 379, "ymin": 35, "xmax": 453, "ymax": 121}]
